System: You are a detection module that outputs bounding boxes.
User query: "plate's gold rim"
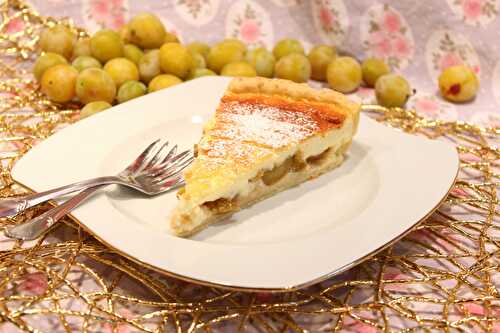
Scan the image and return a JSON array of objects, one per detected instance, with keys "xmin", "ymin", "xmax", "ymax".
[
  {"xmin": 11, "ymin": 162, "xmax": 458, "ymax": 293},
  {"xmin": 13, "ymin": 152, "xmax": 460, "ymax": 293}
]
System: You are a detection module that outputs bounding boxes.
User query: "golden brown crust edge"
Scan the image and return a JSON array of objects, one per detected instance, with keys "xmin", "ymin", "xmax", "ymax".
[
  {"xmin": 228, "ymin": 77, "xmax": 360, "ymax": 131},
  {"xmin": 172, "ymin": 138, "xmax": 353, "ymax": 237}
]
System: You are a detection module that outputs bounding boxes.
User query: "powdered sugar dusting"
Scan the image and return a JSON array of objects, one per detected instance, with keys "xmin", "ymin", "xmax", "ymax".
[
  {"xmin": 214, "ymin": 101, "xmax": 319, "ymax": 149},
  {"xmin": 199, "ymin": 135, "xmax": 271, "ymax": 168},
  {"xmin": 196, "ymin": 97, "xmax": 327, "ymax": 172}
]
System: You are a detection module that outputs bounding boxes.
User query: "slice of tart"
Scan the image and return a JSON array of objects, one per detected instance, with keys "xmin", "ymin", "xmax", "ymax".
[{"xmin": 170, "ymin": 77, "xmax": 360, "ymax": 237}]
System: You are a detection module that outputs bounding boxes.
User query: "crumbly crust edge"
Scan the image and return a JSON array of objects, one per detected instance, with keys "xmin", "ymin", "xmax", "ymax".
[
  {"xmin": 171, "ymin": 138, "xmax": 353, "ymax": 237},
  {"xmin": 228, "ymin": 77, "xmax": 360, "ymax": 119}
]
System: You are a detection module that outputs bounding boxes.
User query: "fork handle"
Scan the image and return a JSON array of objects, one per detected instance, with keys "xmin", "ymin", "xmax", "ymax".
[
  {"xmin": 0, "ymin": 176, "xmax": 120, "ymax": 217},
  {"xmin": 4, "ymin": 185, "xmax": 105, "ymax": 240}
]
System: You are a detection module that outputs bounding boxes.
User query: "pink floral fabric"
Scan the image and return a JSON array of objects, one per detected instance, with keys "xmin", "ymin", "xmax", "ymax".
[
  {"xmin": 83, "ymin": 0, "xmax": 128, "ymax": 31},
  {"xmin": 6, "ymin": 17, "xmax": 25, "ymax": 33},
  {"xmin": 6, "ymin": 1, "xmax": 499, "ymax": 332},
  {"xmin": 17, "ymin": 272, "xmax": 48, "ymax": 296},
  {"xmin": 27, "ymin": 0, "xmax": 500, "ymax": 127},
  {"xmin": 226, "ymin": 0, "xmax": 273, "ymax": 48},
  {"xmin": 311, "ymin": 0, "xmax": 349, "ymax": 44},
  {"xmin": 360, "ymin": 4, "xmax": 415, "ymax": 69},
  {"xmin": 447, "ymin": 0, "xmax": 499, "ymax": 26}
]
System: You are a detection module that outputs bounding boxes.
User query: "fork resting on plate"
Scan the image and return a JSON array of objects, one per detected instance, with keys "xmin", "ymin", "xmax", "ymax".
[{"xmin": 2, "ymin": 139, "xmax": 193, "ymax": 240}]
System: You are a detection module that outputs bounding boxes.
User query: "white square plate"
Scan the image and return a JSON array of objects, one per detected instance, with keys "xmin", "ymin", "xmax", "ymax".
[{"xmin": 12, "ymin": 77, "xmax": 459, "ymax": 291}]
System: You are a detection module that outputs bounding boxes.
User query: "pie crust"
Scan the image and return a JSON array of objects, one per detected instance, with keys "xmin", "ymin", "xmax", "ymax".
[{"xmin": 170, "ymin": 77, "xmax": 360, "ymax": 237}]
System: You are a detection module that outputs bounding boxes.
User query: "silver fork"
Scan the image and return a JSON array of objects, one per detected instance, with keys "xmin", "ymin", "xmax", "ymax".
[
  {"xmin": 0, "ymin": 139, "xmax": 191, "ymax": 218},
  {"xmin": 4, "ymin": 139, "xmax": 193, "ymax": 240}
]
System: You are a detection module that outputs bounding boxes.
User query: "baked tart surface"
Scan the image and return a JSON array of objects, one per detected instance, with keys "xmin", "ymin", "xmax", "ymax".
[{"xmin": 170, "ymin": 77, "xmax": 360, "ymax": 236}]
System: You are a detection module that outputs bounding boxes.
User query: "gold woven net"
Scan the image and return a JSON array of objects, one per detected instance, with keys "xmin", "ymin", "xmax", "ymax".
[{"xmin": 0, "ymin": 1, "xmax": 499, "ymax": 332}]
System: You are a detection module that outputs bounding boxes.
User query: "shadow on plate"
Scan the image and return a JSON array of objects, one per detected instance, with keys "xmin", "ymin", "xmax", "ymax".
[{"xmin": 192, "ymin": 141, "xmax": 378, "ymax": 243}]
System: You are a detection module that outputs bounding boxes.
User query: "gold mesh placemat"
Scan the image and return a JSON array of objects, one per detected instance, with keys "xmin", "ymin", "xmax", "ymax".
[{"xmin": 0, "ymin": 1, "xmax": 499, "ymax": 331}]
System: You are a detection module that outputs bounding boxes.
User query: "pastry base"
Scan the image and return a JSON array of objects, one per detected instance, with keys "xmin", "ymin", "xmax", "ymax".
[{"xmin": 173, "ymin": 139, "xmax": 351, "ymax": 237}]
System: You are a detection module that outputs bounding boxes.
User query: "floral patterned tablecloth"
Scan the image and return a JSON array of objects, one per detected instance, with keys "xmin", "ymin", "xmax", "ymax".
[
  {"xmin": 26, "ymin": 0, "xmax": 500, "ymax": 126},
  {"xmin": 0, "ymin": 0, "xmax": 499, "ymax": 332}
]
